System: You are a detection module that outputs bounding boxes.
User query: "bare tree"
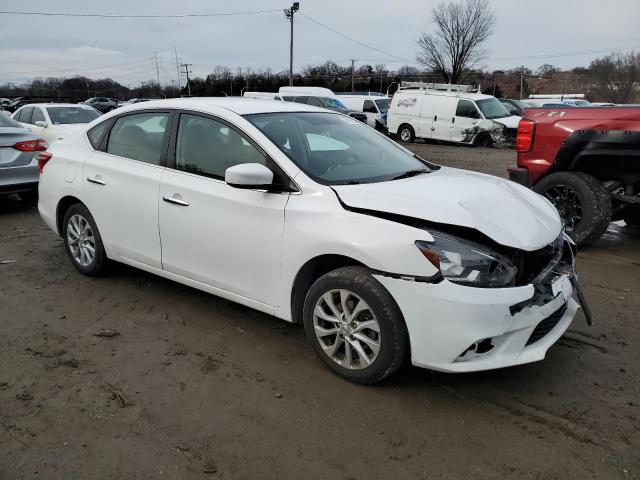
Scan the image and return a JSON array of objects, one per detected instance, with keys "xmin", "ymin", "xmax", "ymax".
[
  {"xmin": 416, "ymin": 0, "xmax": 495, "ymax": 83},
  {"xmin": 536, "ymin": 64, "xmax": 558, "ymax": 77},
  {"xmin": 589, "ymin": 52, "xmax": 640, "ymax": 103}
]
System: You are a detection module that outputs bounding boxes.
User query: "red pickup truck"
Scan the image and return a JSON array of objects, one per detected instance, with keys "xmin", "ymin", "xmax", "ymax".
[{"xmin": 509, "ymin": 107, "xmax": 640, "ymax": 245}]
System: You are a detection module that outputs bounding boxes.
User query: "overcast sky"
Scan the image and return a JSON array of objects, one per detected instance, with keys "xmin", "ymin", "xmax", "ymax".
[{"xmin": 1, "ymin": 0, "xmax": 638, "ymax": 87}]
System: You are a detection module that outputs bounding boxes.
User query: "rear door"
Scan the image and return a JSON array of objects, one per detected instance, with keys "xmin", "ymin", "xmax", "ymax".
[
  {"xmin": 450, "ymin": 99, "xmax": 481, "ymax": 142},
  {"xmin": 430, "ymin": 96, "xmax": 455, "ymax": 141},
  {"xmin": 83, "ymin": 110, "xmax": 172, "ymax": 268}
]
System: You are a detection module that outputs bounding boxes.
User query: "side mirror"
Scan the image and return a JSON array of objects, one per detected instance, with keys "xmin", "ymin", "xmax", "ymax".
[
  {"xmin": 35, "ymin": 121, "xmax": 47, "ymax": 128},
  {"xmin": 225, "ymin": 163, "xmax": 274, "ymax": 189}
]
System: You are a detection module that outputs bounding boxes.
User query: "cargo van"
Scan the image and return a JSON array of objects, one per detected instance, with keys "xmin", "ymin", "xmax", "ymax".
[
  {"xmin": 387, "ymin": 82, "xmax": 521, "ymax": 147},
  {"xmin": 243, "ymin": 92, "xmax": 284, "ymax": 101},
  {"xmin": 338, "ymin": 95, "xmax": 389, "ymax": 129}
]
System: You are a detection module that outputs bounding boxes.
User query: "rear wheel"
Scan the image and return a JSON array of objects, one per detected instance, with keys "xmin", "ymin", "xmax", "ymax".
[
  {"xmin": 533, "ymin": 171, "xmax": 611, "ymax": 246},
  {"xmin": 303, "ymin": 267, "xmax": 408, "ymax": 384},
  {"xmin": 398, "ymin": 124, "xmax": 415, "ymax": 143},
  {"xmin": 62, "ymin": 203, "xmax": 108, "ymax": 276}
]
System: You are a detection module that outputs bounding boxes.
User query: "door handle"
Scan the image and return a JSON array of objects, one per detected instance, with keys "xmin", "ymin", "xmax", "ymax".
[
  {"xmin": 434, "ymin": 115, "xmax": 438, "ymax": 121},
  {"xmin": 87, "ymin": 176, "xmax": 106, "ymax": 186},
  {"xmin": 451, "ymin": 117, "xmax": 455, "ymax": 124},
  {"xmin": 163, "ymin": 195, "xmax": 189, "ymax": 207}
]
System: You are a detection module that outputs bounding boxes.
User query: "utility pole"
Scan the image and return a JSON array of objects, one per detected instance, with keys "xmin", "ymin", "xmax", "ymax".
[
  {"xmin": 350, "ymin": 59, "xmax": 356, "ymax": 93},
  {"xmin": 181, "ymin": 63, "xmax": 192, "ymax": 96},
  {"xmin": 173, "ymin": 47, "xmax": 181, "ymax": 92},
  {"xmin": 154, "ymin": 52, "xmax": 161, "ymax": 86},
  {"xmin": 520, "ymin": 65, "xmax": 524, "ymax": 100},
  {"xmin": 283, "ymin": 2, "xmax": 300, "ymax": 87}
]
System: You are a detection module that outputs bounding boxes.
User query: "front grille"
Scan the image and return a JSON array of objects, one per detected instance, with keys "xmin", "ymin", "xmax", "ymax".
[{"xmin": 526, "ymin": 304, "xmax": 567, "ymax": 346}]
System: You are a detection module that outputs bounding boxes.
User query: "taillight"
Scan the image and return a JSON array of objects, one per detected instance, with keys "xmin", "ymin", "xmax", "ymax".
[
  {"xmin": 13, "ymin": 139, "xmax": 47, "ymax": 152},
  {"xmin": 37, "ymin": 151, "xmax": 52, "ymax": 174},
  {"xmin": 516, "ymin": 119, "xmax": 536, "ymax": 153}
]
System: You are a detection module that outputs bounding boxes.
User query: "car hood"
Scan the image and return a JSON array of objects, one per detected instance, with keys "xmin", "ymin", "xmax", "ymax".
[
  {"xmin": 332, "ymin": 167, "xmax": 561, "ymax": 251},
  {"xmin": 492, "ymin": 115, "xmax": 521, "ymax": 129}
]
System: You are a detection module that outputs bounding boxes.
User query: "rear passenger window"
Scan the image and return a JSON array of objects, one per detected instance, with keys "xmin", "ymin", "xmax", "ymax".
[
  {"xmin": 456, "ymin": 100, "xmax": 480, "ymax": 119},
  {"xmin": 87, "ymin": 121, "xmax": 110, "ymax": 149},
  {"xmin": 175, "ymin": 114, "xmax": 266, "ymax": 179},
  {"xmin": 106, "ymin": 112, "xmax": 169, "ymax": 165},
  {"xmin": 17, "ymin": 107, "xmax": 33, "ymax": 124}
]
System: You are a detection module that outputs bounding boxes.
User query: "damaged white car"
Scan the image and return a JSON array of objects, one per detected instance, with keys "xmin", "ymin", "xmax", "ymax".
[{"xmin": 38, "ymin": 98, "xmax": 587, "ymax": 384}]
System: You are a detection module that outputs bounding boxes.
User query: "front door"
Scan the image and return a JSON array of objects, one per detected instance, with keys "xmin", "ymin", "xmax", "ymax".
[
  {"xmin": 450, "ymin": 99, "xmax": 481, "ymax": 142},
  {"xmin": 83, "ymin": 111, "xmax": 171, "ymax": 268},
  {"xmin": 158, "ymin": 112, "xmax": 289, "ymax": 306}
]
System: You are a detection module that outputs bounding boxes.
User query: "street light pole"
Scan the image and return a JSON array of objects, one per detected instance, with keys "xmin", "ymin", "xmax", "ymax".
[{"xmin": 283, "ymin": 2, "xmax": 300, "ymax": 87}]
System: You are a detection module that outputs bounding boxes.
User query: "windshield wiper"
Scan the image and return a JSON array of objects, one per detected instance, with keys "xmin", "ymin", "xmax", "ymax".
[{"xmin": 392, "ymin": 169, "xmax": 429, "ymax": 180}]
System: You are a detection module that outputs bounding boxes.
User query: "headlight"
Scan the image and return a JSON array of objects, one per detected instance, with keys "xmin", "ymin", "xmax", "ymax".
[{"xmin": 415, "ymin": 232, "xmax": 517, "ymax": 288}]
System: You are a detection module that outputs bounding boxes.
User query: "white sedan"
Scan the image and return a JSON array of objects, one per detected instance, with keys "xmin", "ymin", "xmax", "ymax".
[
  {"xmin": 37, "ymin": 98, "xmax": 583, "ymax": 383},
  {"xmin": 13, "ymin": 103, "xmax": 101, "ymax": 145}
]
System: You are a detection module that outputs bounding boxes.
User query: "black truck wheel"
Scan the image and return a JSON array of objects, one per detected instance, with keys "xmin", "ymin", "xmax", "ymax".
[{"xmin": 533, "ymin": 172, "xmax": 611, "ymax": 246}]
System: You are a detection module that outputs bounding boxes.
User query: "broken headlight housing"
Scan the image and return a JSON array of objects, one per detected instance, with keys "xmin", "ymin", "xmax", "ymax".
[{"xmin": 416, "ymin": 231, "xmax": 517, "ymax": 288}]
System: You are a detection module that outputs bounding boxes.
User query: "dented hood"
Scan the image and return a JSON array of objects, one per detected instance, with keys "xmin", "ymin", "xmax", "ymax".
[
  {"xmin": 333, "ymin": 167, "xmax": 562, "ymax": 251},
  {"xmin": 493, "ymin": 115, "xmax": 521, "ymax": 129}
]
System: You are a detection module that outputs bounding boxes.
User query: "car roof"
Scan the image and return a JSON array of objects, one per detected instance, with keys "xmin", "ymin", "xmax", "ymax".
[
  {"xmin": 114, "ymin": 97, "xmax": 332, "ymax": 115},
  {"xmin": 28, "ymin": 103, "xmax": 95, "ymax": 108},
  {"xmin": 395, "ymin": 90, "xmax": 495, "ymax": 101}
]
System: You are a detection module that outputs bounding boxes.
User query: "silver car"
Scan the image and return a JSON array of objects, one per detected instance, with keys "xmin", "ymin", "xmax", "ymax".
[{"xmin": 0, "ymin": 111, "xmax": 46, "ymax": 201}]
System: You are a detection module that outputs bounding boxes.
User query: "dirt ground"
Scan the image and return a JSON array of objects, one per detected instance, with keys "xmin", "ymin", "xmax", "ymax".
[{"xmin": 1, "ymin": 144, "xmax": 639, "ymax": 480}]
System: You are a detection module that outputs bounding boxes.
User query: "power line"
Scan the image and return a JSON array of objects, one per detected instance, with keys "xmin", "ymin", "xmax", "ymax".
[
  {"xmin": 0, "ymin": 9, "xmax": 282, "ymax": 19},
  {"xmin": 489, "ymin": 44, "xmax": 640, "ymax": 62},
  {"xmin": 299, "ymin": 13, "xmax": 412, "ymax": 63}
]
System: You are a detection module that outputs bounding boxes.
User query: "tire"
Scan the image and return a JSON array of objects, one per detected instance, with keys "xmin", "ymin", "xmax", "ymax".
[
  {"xmin": 62, "ymin": 203, "xmax": 108, "ymax": 276},
  {"xmin": 622, "ymin": 205, "xmax": 640, "ymax": 229},
  {"xmin": 18, "ymin": 189, "xmax": 38, "ymax": 203},
  {"xmin": 473, "ymin": 134, "xmax": 493, "ymax": 148},
  {"xmin": 398, "ymin": 124, "xmax": 415, "ymax": 143},
  {"xmin": 302, "ymin": 267, "xmax": 408, "ymax": 384},
  {"xmin": 533, "ymin": 172, "xmax": 611, "ymax": 246}
]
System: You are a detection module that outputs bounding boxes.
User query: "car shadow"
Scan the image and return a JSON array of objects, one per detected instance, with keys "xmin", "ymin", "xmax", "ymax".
[{"xmin": 0, "ymin": 193, "xmax": 37, "ymax": 214}]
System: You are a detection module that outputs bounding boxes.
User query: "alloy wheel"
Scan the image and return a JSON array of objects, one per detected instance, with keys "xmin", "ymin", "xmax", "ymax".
[
  {"xmin": 312, "ymin": 289, "xmax": 381, "ymax": 370},
  {"xmin": 67, "ymin": 214, "xmax": 96, "ymax": 267},
  {"xmin": 400, "ymin": 128, "xmax": 411, "ymax": 141},
  {"xmin": 544, "ymin": 184, "xmax": 583, "ymax": 232}
]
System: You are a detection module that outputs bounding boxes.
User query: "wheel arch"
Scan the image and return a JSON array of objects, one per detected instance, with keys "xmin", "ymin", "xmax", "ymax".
[
  {"xmin": 56, "ymin": 195, "xmax": 84, "ymax": 236},
  {"xmin": 290, "ymin": 254, "xmax": 366, "ymax": 324}
]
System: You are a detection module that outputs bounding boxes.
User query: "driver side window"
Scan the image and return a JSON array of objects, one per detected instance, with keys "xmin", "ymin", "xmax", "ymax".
[
  {"xmin": 175, "ymin": 114, "xmax": 266, "ymax": 179},
  {"xmin": 456, "ymin": 100, "xmax": 480, "ymax": 119}
]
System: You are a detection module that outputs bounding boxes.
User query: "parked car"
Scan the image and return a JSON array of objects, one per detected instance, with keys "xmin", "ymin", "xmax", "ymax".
[
  {"xmin": 119, "ymin": 98, "xmax": 153, "ymax": 106},
  {"xmin": 37, "ymin": 98, "xmax": 585, "ymax": 383},
  {"xmin": 4, "ymin": 98, "xmax": 38, "ymax": 113},
  {"xmin": 12, "ymin": 103, "xmax": 101, "ymax": 145},
  {"xmin": 388, "ymin": 83, "xmax": 521, "ymax": 147},
  {"xmin": 499, "ymin": 98, "xmax": 524, "ymax": 116},
  {"xmin": 243, "ymin": 92, "xmax": 284, "ymax": 101},
  {"xmin": 81, "ymin": 97, "xmax": 119, "ymax": 113},
  {"xmin": 509, "ymin": 106, "xmax": 640, "ymax": 245},
  {"xmin": 338, "ymin": 95, "xmax": 390, "ymax": 130},
  {"xmin": 0, "ymin": 111, "xmax": 47, "ymax": 201},
  {"xmin": 527, "ymin": 95, "xmax": 590, "ymax": 107}
]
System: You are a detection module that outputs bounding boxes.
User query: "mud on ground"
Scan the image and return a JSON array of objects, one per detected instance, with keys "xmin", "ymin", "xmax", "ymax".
[{"xmin": 1, "ymin": 144, "xmax": 639, "ymax": 479}]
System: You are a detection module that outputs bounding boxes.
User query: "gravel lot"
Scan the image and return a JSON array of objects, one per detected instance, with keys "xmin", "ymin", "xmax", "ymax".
[{"xmin": 1, "ymin": 143, "xmax": 639, "ymax": 479}]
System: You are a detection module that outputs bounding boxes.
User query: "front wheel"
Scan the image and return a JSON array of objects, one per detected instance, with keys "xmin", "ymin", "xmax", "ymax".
[
  {"xmin": 63, "ymin": 203, "xmax": 108, "ymax": 276},
  {"xmin": 303, "ymin": 267, "xmax": 408, "ymax": 384},
  {"xmin": 398, "ymin": 124, "xmax": 415, "ymax": 143},
  {"xmin": 533, "ymin": 171, "xmax": 611, "ymax": 246}
]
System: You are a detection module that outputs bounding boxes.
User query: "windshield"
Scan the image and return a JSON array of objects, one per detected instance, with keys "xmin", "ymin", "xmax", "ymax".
[
  {"xmin": 246, "ymin": 112, "xmax": 436, "ymax": 185},
  {"xmin": 317, "ymin": 97, "xmax": 347, "ymax": 109},
  {"xmin": 0, "ymin": 110, "xmax": 21, "ymax": 127},
  {"xmin": 47, "ymin": 106, "xmax": 101, "ymax": 125},
  {"xmin": 476, "ymin": 98, "xmax": 511, "ymax": 119},
  {"xmin": 374, "ymin": 98, "xmax": 390, "ymax": 112}
]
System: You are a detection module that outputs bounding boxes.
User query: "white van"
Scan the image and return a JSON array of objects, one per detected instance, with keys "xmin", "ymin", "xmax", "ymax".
[
  {"xmin": 387, "ymin": 83, "xmax": 521, "ymax": 147},
  {"xmin": 339, "ymin": 95, "xmax": 390, "ymax": 129},
  {"xmin": 243, "ymin": 92, "xmax": 284, "ymax": 101}
]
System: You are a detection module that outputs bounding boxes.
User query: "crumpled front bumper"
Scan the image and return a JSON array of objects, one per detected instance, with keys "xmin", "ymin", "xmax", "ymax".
[{"xmin": 373, "ymin": 238, "xmax": 581, "ymax": 373}]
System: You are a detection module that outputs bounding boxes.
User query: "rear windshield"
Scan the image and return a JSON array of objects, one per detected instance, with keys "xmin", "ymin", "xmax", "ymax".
[
  {"xmin": 0, "ymin": 111, "xmax": 21, "ymax": 127},
  {"xmin": 47, "ymin": 106, "xmax": 101, "ymax": 125}
]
